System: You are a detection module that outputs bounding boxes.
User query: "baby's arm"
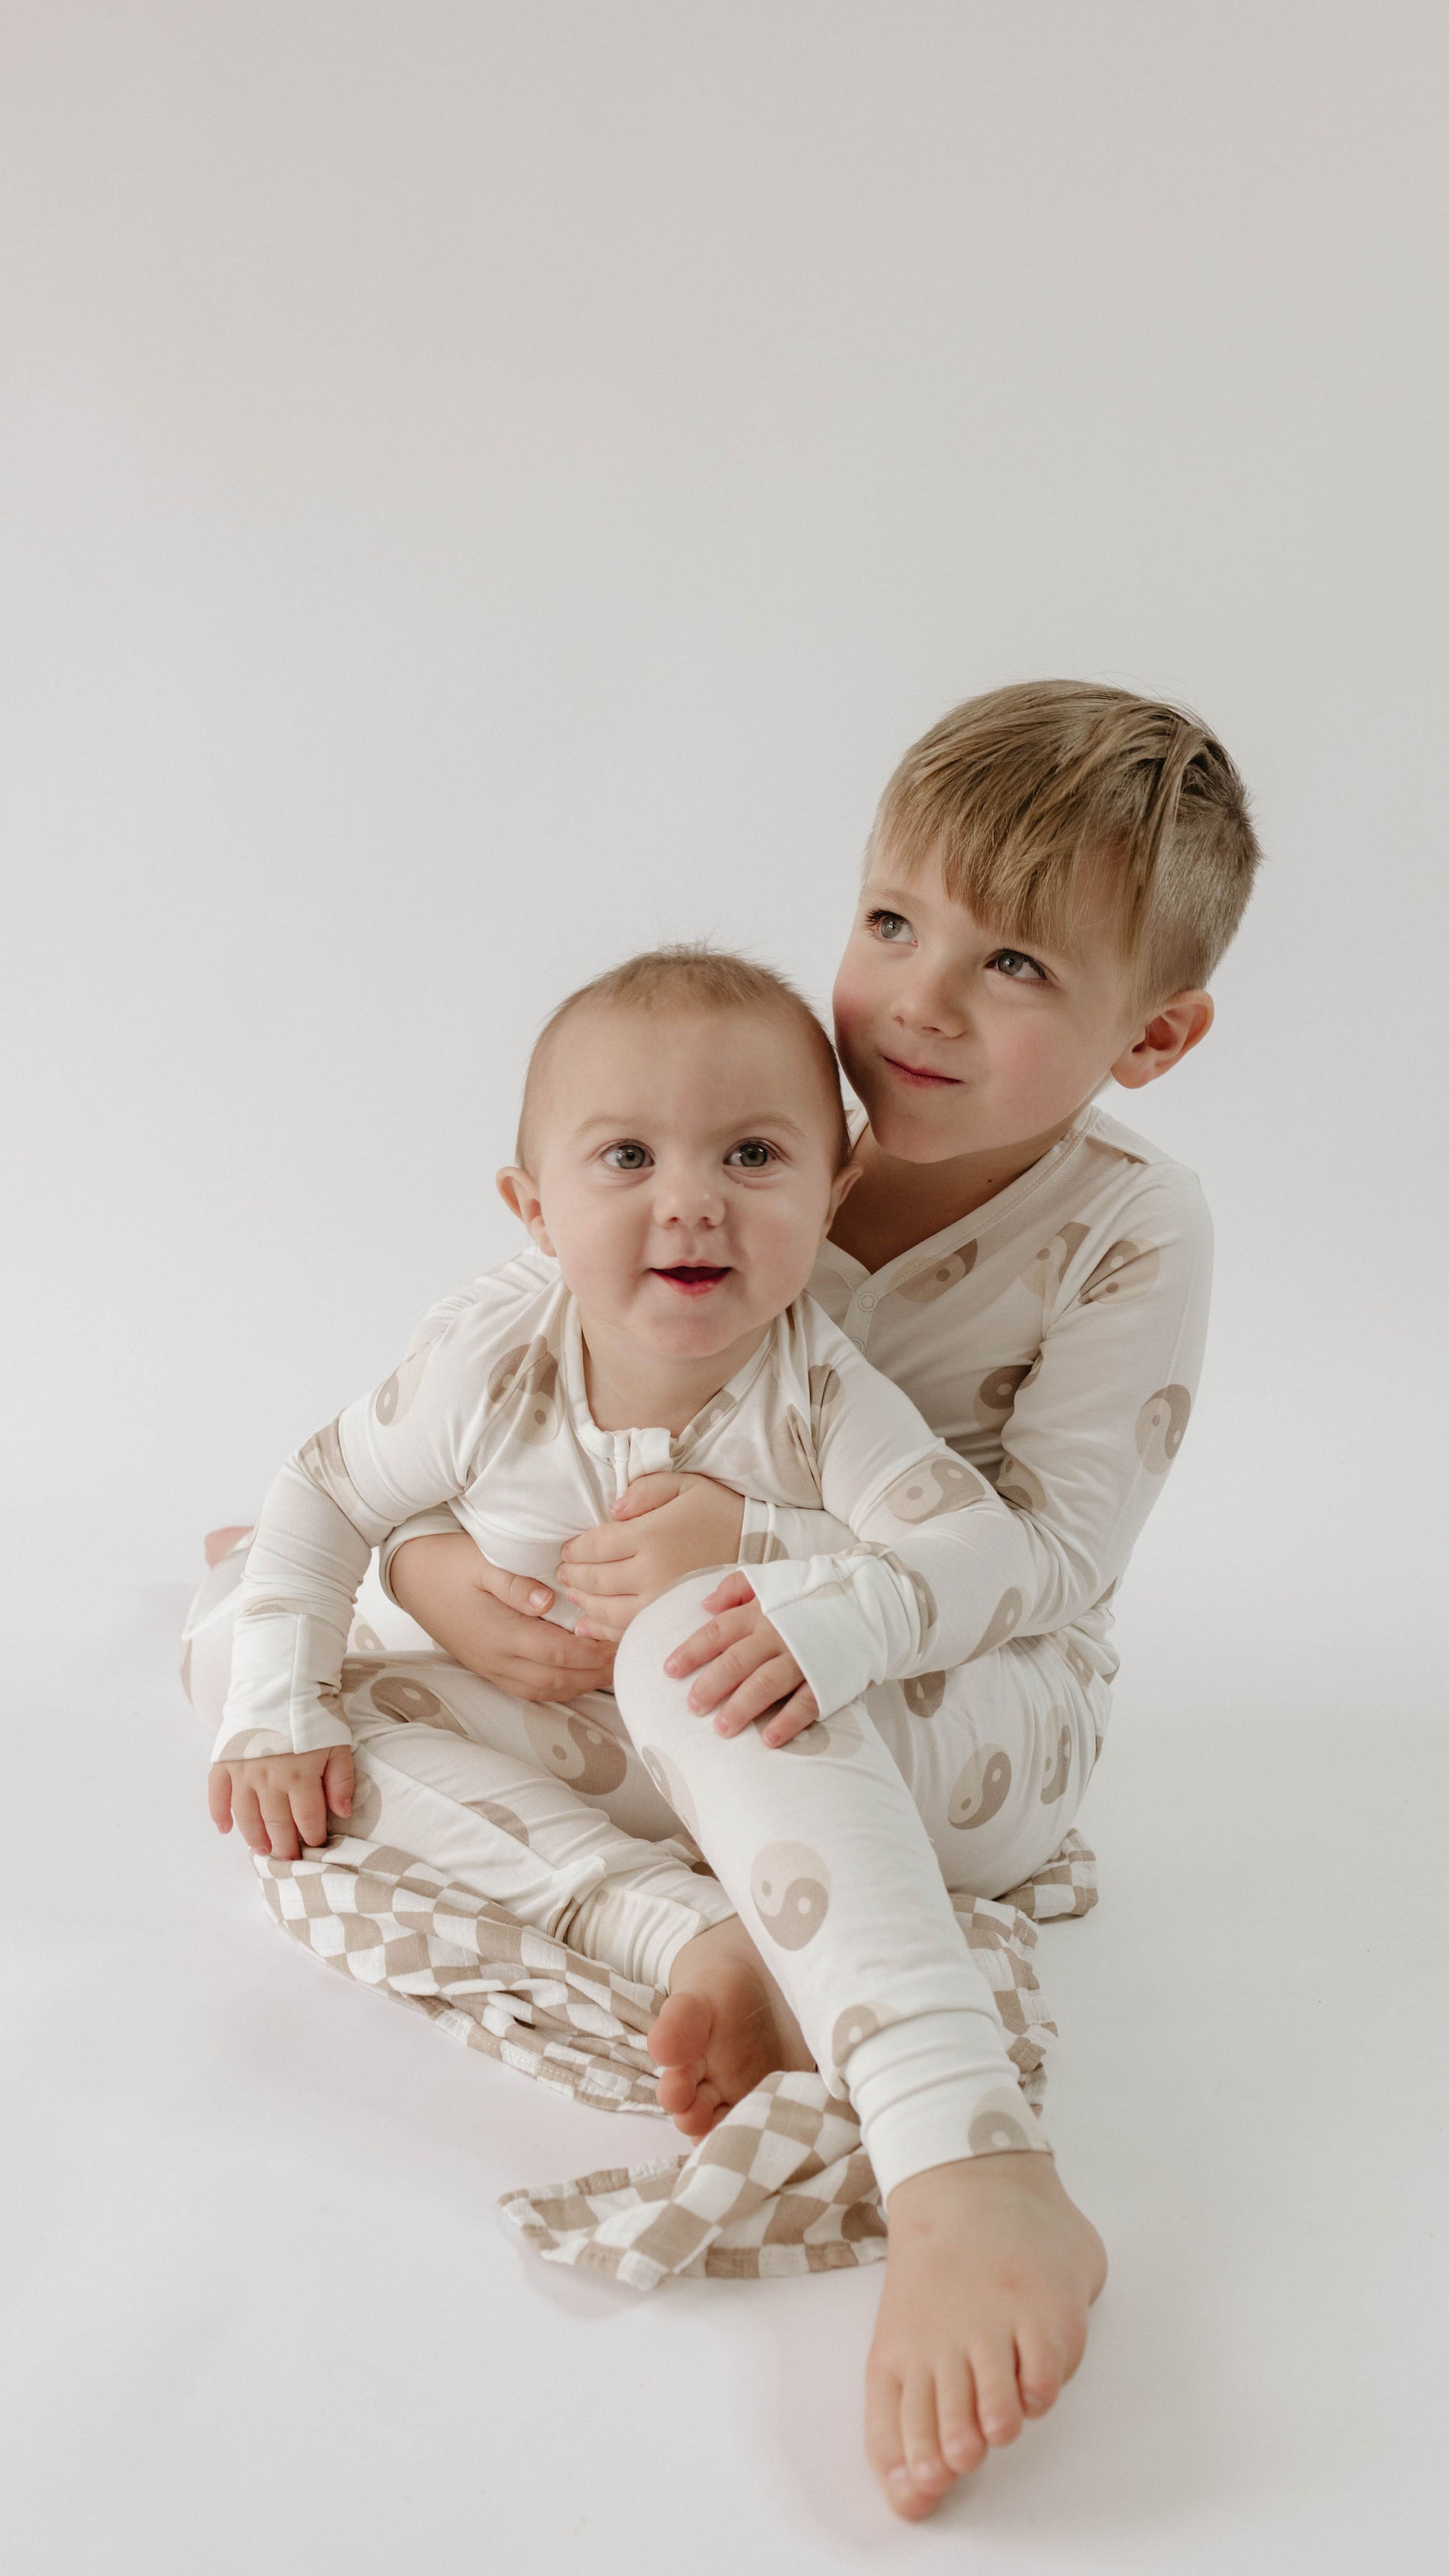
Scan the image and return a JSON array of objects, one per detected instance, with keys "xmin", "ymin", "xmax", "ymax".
[{"xmin": 210, "ymin": 1301, "xmax": 513, "ymax": 1849}]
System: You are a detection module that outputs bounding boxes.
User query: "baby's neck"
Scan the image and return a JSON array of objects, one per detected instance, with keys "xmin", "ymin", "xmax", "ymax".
[{"xmin": 578, "ymin": 1313, "xmax": 772, "ymax": 1436}]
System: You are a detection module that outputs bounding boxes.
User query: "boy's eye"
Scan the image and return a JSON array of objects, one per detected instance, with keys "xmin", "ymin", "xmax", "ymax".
[
  {"xmin": 602, "ymin": 1141, "xmax": 652, "ymax": 1170},
  {"xmin": 990, "ymin": 948, "xmax": 1048, "ymax": 984},
  {"xmin": 726, "ymin": 1139, "xmax": 777, "ymax": 1170},
  {"xmin": 865, "ymin": 906, "xmax": 914, "ymax": 943}
]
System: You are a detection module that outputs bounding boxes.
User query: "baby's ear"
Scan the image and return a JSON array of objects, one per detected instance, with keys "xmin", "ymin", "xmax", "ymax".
[
  {"xmin": 496, "ymin": 1166, "xmax": 555, "ymax": 1254},
  {"xmin": 827, "ymin": 1158, "xmax": 864, "ymax": 1222}
]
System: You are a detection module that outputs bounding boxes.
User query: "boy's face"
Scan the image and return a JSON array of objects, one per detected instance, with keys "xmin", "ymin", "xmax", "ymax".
[
  {"xmin": 500, "ymin": 1004, "xmax": 858, "ymax": 1365},
  {"xmin": 832, "ymin": 847, "xmax": 1158, "ymax": 1164}
]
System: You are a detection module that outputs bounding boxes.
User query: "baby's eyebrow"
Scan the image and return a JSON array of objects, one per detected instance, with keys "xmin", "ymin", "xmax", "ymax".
[{"xmin": 571, "ymin": 1110, "xmax": 813, "ymax": 1142}]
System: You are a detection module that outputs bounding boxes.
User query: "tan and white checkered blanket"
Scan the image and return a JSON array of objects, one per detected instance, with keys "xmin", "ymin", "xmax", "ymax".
[{"xmin": 253, "ymin": 1829, "xmax": 1097, "ymax": 2289}]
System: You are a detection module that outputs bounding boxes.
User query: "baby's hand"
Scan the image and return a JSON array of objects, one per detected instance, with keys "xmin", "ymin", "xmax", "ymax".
[
  {"xmin": 662, "ymin": 1570, "xmax": 820, "ymax": 1747},
  {"xmin": 208, "ymin": 1744, "xmax": 355, "ymax": 1861}
]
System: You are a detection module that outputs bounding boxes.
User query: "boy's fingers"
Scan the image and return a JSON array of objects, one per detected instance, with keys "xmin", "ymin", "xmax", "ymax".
[
  {"xmin": 608, "ymin": 1474, "xmax": 683, "ymax": 1520},
  {"xmin": 207, "ymin": 1767, "xmax": 235, "ymax": 1832},
  {"xmin": 474, "ymin": 1560, "xmax": 553, "ymax": 1615}
]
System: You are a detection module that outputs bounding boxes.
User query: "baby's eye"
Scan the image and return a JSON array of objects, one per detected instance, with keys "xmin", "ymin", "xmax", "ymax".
[
  {"xmin": 865, "ymin": 907, "xmax": 914, "ymax": 943},
  {"xmin": 602, "ymin": 1141, "xmax": 652, "ymax": 1171},
  {"xmin": 990, "ymin": 948, "xmax": 1049, "ymax": 984},
  {"xmin": 726, "ymin": 1139, "xmax": 777, "ymax": 1170}
]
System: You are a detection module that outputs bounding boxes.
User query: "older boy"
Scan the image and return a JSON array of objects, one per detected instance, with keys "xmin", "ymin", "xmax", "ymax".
[{"xmin": 389, "ymin": 681, "xmax": 1260, "ymax": 2517}]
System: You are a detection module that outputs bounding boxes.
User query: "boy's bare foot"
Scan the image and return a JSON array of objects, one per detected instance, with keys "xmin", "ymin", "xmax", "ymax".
[
  {"xmin": 203, "ymin": 1525, "xmax": 252, "ymax": 1567},
  {"xmin": 647, "ymin": 1915, "xmax": 815, "ymax": 2139},
  {"xmin": 867, "ymin": 2150, "xmax": 1106, "ymax": 2520}
]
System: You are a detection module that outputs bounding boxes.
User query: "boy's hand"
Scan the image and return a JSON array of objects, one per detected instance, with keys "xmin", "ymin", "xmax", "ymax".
[
  {"xmin": 556, "ymin": 1473, "xmax": 747, "ymax": 1642},
  {"xmin": 389, "ymin": 1530, "xmax": 615, "ymax": 1702},
  {"xmin": 208, "ymin": 1744, "xmax": 355, "ymax": 1861},
  {"xmin": 662, "ymin": 1570, "xmax": 820, "ymax": 1746}
]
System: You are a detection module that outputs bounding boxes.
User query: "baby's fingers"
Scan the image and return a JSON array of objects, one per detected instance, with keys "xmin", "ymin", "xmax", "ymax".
[
  {"xmin": 258, "ymin": 1787, "xmax": 301, "ymax": 1862},
  {"xmin": 291, "ymin": 1776, "xmax": 331, "ymax": 1852},
  {"xmin": 711, "ymin": 1658, "xmax": 806, "ymax": 1737},
  {"xmin": 701, "ymin": 1571, "xmax": 755, "ymax": 1616},
  {"xmin": 323, "ymin": 1745, "xmax": 354, "ymax": 1821},
  {"xmin": 231, "ymin": 1780, "xmax": 269, "ymax": 1855},
  {"xmin": 759, "ymin": 1688, "xmax": 821, "ymax": 1747},
  {"xmin": 663, "ymin": 1604, "xmax": 754, "ymax": 1680},
  {"xmin": 207, "ymin": 1765, "xmax": 235, "ymax": 1834}
]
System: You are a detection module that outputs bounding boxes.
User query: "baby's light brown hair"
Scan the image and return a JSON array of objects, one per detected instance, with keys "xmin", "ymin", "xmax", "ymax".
[
  {"xmin": 870, "ymin": 680, "xmax": 1261, "ymax": 1004},
  {"xmin": 515, "ymin": 944, "xmax": 853, "ymax": 1174}
]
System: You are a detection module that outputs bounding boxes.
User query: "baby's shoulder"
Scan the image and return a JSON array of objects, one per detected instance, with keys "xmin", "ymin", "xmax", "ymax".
[{"xmin": 407, "ymin": 1246, "xmax": 567, "ymax": 1368}]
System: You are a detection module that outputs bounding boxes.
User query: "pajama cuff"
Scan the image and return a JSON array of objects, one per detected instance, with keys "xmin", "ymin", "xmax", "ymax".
[
  {"xmin": 844, "ymin": 2008, "xmax": 1051, "ymax": 2204},
  {"xmin": 564, "ymin": 1864, "xmax": 736, "ymax": 1995},
  {"xmin": 377, "ymin": 1505, "xmax": 467, "ymax": 1605},
  {"xmin": 742, "ymin": 1552, "xmax": 918, "ymax": 1720}
]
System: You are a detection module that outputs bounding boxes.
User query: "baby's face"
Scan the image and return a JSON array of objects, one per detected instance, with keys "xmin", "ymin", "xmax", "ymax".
[
  {"xmin": 832, "ymin": 848, "xmax": 1150, "ymax": 1164},
  {"xmin": 508, "ymin": 1004, "xmax": 856, "ymax": 1363}
]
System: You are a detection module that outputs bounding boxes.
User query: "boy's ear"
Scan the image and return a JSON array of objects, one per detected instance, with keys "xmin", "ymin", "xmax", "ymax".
[
  {"xmin": 1110, "ymin": 992, "xmax": 1214, "ymax": 1091},
  {"xmin": 826, "ymin": 1159, "xmax": 864, "ymax": 1225},
  {"xmin": 496, "ymin": 1165, "xmax": 556, "ymax": 1256}
]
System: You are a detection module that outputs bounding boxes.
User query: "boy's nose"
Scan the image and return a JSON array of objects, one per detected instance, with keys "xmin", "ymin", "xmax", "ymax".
[{"xmin": 894, "ymin": 972, "xmax": 969, "ymax": 1039}]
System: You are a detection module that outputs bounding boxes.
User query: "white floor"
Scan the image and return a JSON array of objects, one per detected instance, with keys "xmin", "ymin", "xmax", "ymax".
[{"xmin": 2, "ymin": 1581, "xmax": 1443, "ymax": 2576}]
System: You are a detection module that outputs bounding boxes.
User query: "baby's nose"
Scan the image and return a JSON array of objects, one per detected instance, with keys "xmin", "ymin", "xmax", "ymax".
[{"xmin": 653, "ymin": 1166, "xmax": 726, "ymax": 1225}]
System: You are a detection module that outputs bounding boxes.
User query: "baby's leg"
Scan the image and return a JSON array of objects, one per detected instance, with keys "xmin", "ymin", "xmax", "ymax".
[
  {"xmin": 183, "ymin": 1545, "xmax": 735, "ymax": 1991},
  {"xmin": 613, "ymin": 1575, "xmax": 1106, "ymax": 2521}
]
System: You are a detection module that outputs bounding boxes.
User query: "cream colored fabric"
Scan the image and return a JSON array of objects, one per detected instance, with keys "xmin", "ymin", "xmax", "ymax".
[
  {"xmin": 247, "ymin": 1823, "xmax": 1095, "ymax": 2286},
  {"xmin": 216, "ymin": 1266, "xmax": 1072, "ymax": 1767}
]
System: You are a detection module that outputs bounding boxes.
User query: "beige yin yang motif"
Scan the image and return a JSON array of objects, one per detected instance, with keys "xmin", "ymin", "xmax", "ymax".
[
  {"xmin": 973, "ymin": 1362, "xmax": 1031, "ymax": 1426},
  {"xmin": 882, "ymin": 1452, "xmax": 991, "ymax": 1523},
  {"xmin": 1078, "ymin": 1238, "xmax": 1160, "ymax": 1305},
  {"xmin": 892, "ymin": 1242, "xmax": 978, "ymax": 1304},
  {"xmin": 996, "ymin": 1457, "xmax": 1046, "ymax": 1515},
  {"xmin": 488, "ymin": 1338, "xmax": 564, "ymax": 1444},
  {"xmin": 1022, "ymin": 1222, "xmax": 1090, "ymax": 1298},
  {"xmin": 1136, "ymin": 1383, "xmax": 1191, "ymax": 1473},
  {"xmin": 967, "ymin": 2088, "xmax": 1035, "ymax": 2155},
  {"xmin": 524, "ymin": 1706, "xmax": 629, "ymax": 1794},
  {"xmin": 780, "ymin": 1706, "xmax": 864, "ymax": 1757},
  {"xmin": 900, "ymin": 1669, "xmax": 946, "ymax": 1718},
  {"xmin": 368, "ymin": 1674, "xmax": 445, "ymax": 1726},
  {"xmin": 639, "ymin": 1744, "xmax": 699, "ymax": 1837},
  {"xmin": 1039, "ymin": 1718, "xmax": 1073, "ymax": 1804},
  {"xmin": 829, "ymin": 2001, "xmax": 898, "ymax": 2066},
  {"xmin": 373, "ymin": 1342, "xmax": 433, "ymax": 1427},
  {"xmin": 974, "ymin": 1586, "xmax": 1025, "ymax": 1657},
  {"xmin": 464, "ymin": 1795, "xmax": 532, "ymax": 1844},
  {"xmin": 751, "ymin": 1840, "xmax": 831, "ymax": 1950},
  {"xmin": 808, "ymin": 1363, "xmax": 844, "ymax": 1447},
  {"xmin": 947, "ymin": 1744, "xmax": 1013, "ymax": 1829},
  {"xmin": 297, "ymin": 1419, "xmax": 371, "ymax": 1523},
  {"xmin": 739, "ymin": 1529, "xmax": 789, "ymax": 1566},
  {"xmin": 878, "ymin": 1551, "xmax": 938, "ymax": 1642},
  {"xmin": 761, "ymin": 1403, "xmax": 824, "ymax": 1508}
]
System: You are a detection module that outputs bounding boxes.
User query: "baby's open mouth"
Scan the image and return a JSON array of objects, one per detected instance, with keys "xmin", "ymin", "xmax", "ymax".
[{"xmin": 653, "ymin": 1264, "xmax": 732, "ymax": 1293}]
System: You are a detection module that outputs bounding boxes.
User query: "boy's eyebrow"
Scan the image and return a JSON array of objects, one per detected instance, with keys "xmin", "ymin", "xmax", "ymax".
[{"xmin": 863, "ymin": 879, "xmax": 1083, "ymax": 966}]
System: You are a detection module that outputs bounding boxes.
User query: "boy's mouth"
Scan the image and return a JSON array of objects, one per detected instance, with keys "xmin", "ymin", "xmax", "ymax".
[
  {"xmin": 652, "ymin": 1264, "xmax": 733, "ymax": 1296},
  {"xmin": 882, "ymin": 1053, "xmax": 961, "ymax": 1088}
]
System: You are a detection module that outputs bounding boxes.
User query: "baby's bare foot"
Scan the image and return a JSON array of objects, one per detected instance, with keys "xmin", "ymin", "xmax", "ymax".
[
  {"xmin": 203, "ymin": 1525, "xmax": 252, "ymax": 1568},
  {"xmin": 647, "ymin": 1916, "xmax": 815, "ymax": 2140},
  {"xmin": 866, "ymin": 2151, "xmax": 1106, "ymax": 2522}
]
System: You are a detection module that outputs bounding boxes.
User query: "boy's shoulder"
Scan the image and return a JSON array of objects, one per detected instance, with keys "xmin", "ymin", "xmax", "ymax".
[{"xmin": 1070, "ymin": 1105, "xmax": 1211, "ymax": 1232}]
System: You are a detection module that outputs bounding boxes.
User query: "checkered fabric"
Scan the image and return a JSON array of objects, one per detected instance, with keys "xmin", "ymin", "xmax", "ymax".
[{"xmin": 253, "ymin": 1827, "xmax": 1095, "ymax": 2284}]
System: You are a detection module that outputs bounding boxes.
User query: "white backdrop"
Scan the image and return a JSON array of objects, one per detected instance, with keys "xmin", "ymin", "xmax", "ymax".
[
  {"xmin": 2, "ymin": 14, "xmax": 1447, "ymax": 2569},
  {"xmin": 5, "ymin": 2, "xmax": 1446, "ymax": 1724}
]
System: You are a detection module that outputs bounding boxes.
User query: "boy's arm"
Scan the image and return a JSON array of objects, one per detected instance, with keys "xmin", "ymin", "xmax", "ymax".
[{"xmin": 738, "ymin": 1177, "xmax": 1212, "ymax": 1715}]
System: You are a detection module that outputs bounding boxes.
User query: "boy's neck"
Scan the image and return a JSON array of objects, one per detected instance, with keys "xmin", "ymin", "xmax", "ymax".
[
  {"xmin": 829, "ymin": 1109, "xmax": 1085, "ymax": 1272},
  {"xmin": 578, "ymin": 1313, "xmax": 772, "ymax": 1437}
]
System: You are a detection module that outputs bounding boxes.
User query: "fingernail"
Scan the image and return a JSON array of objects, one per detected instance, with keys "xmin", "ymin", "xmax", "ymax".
[
  {"xmin": 530, "ymin": 1587, "xmax": 550, "ymax": 1607},
  {"xmin": 887, "ymin": 2470, "xmax": 916, "ymax": 2508}
]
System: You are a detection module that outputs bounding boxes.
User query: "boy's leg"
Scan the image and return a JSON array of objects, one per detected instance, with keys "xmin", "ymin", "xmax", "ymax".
[
  {"xmin": 183, "ymin": 1548, "xmax": 735, "ymax": 1992},
  {"xmin": 613, "ymin": 1574, "xmax": 1106, "ymax": 2521},
  {"xmin": 862, "ymin": 1631, "xmax": 1106, "ymax": 1903}
]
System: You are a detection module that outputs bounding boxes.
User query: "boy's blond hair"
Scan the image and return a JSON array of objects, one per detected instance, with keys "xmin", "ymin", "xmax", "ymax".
[
  {"xmin": 870, "ymin": 680, "xmax": 1261, "ymax": 1003},
  {"xmin": 516, "ymin": 944, "xmax": 852, "ymax": 1173}
]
